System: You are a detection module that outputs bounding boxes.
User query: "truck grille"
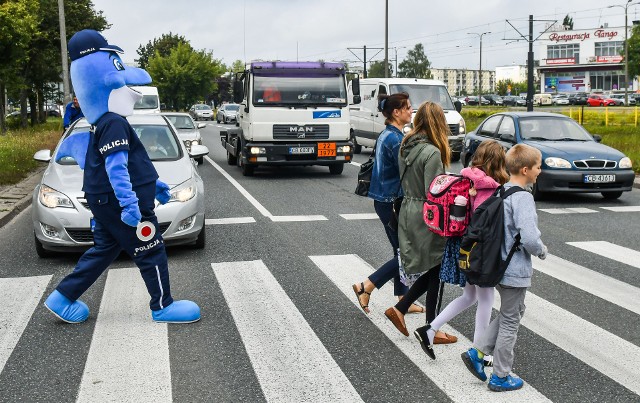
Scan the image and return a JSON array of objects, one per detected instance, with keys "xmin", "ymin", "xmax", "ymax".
[
  {"xmin": 273, "ymin": 124, "xmax": 329, "ymax": 139},
  {"xmin": 573, "ymin": 159, "xmax": 616, "ymax": 169},
  {"xmin": 66, "ymin": 222, "xmax": 171, "ymax": 243},
  {"xmin": 448, "ymin": 124, "xmax": 459, "ymax": 136}
]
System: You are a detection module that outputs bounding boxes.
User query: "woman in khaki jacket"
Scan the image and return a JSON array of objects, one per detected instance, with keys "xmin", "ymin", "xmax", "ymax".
[{"xmin": 384, "ymin": 102, "xmax": 457, "ymax": 345}]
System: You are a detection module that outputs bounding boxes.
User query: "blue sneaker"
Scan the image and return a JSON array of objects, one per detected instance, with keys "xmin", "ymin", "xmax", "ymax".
[
  {"xmin": 461, "ymin": 348, "xmax": 487, "ymax": 381},
  {"xmin": 152, "ymin": 300, "xmax": 200, "ymax": 323},
  {"xmin": 44, "ymin": 290, "xmax": 89, "ymax": 323},
  {"xmin": 488, "ymin": 373, "xmax": 524, "ymax": 392}
]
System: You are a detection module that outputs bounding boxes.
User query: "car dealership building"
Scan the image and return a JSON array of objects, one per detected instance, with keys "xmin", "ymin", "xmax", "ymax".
[{"xmin": 537, "ymin": 24, "xmax": 635, "ymax": 93}]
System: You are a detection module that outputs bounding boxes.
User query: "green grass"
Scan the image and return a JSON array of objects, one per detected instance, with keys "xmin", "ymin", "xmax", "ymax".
[
  {"xmin": 0, "ymin": 119, "xmax": 62, "ymax": 185},
  {"xmin": 461, "ymin": 107, "xmax": 640, "ymax": 174}
]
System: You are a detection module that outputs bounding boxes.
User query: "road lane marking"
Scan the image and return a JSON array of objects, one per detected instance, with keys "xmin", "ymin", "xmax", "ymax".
[
  {"xmin": 539, "ymin": 208, "xmax": 598, "ymax": 214},
  {"xmin": 533, "ymin": 255, "xmax": 640, "ymax": 315},
  {"xmin": 600, "ymin": 206, "xmax": 640, "ymax": 212},
  {"xmin": 77, "ymin": 268, "xmax": 171, "ymax": 403},
  {"xmin": 567, "ymin": 241, "xmax": 640, "ymax": 269},
  {"xmin": 494, "ymin": 290, "xmax": 640, "ymax": 395},
  {"xmin": 339, "ymin": 213, "xmax": 378, "ymax": 220},
  {"xmin": 269, "ymin": 215, "xmax": 327, "ymax": 222},
  {"xmin": 205, "ymin": 217, "xmax": 256, "ymax": 225},
  {"xmin": 311, "ymin": 254, "xmax": 548, "ymax": 402},
  {"xmin": 211, "ymin": 260, "xmax": 363, "ymax": 402},
  {"xmin": 349, "ymin": 161, "xmax": 362, "ymax": 167},
  {"xmin": 0, "ymin": 275, "xmax": 51, "ymax": 374}
]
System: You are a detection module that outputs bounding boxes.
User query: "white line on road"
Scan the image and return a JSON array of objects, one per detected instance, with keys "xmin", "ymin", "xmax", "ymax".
[
  {"xmin": 495, "ymin": 290, "xmax": 640, "ymax": 395},
  {"xmin": 339, "ymin": 213, "xmax": 378, "ymax": 220},
  {"xmin": 205, "ymin": 217, "xmax": 256, "ymax": 225},
  {"xmin": 212, "ymin": 260, "xmax": 363, "ymax": 402},
  {"xmin": 538, "ymin": 208, "xmax": 598, "ymax": 214},
  {"xmin": 269, "ymin": 215, "xmax": 328, "ymax": 222},
  {"xmin": 77, "ymin": 268, "xmax": 171, "ymax": 403},
  {"xmin": 533, "ymin": 255, "xmax": 640, "ymax": 315},
  {"xmin": 600, "ymin": 206, "xmax": 640, "ymax": 212},
  {"xmin": 0, "ymin": 275, "xmax": 51, "ymax": 374},
  {"xmin": 567, "ymin": 241, "xmax": 640, "ymax": 269},
  {"xmin": 349, "ymin": 161, "xmax": 362, "ymax": 167},
  {"xmin": 311, "ymin": 254, "xmax": 548, "ymax": 402}
]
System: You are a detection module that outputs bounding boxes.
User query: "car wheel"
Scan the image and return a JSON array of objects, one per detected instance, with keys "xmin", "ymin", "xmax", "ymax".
[
  {"xmin": 602, "ymin": 191, "xmax": 623, "ymax": 200},
  {"xmin": 329, "ymin": 163, "xmax": 344, "ymax": 175},
  {"xmin": 451, "ymin": 152, "xmax": 461, "ymax": 162},
  {"xmin": 34, "ymin": 233, "xmax": 53, "ymax": 258},
  {"xmin": 193, "ymin": 223, "xmax": 206, "ymax": 249}
]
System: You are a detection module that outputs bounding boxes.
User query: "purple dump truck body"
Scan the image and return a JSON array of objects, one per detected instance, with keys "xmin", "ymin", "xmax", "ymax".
[{"xmin": 251, "ymin": 61, "xmax": 345, "ymax": 77}]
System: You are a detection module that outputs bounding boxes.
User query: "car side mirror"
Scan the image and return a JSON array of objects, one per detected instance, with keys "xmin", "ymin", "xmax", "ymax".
[
  {"xmin": 189, "ymin": 144, "xmax": 209, "ymax": 159},
  {"xmin": 33, "ymin": 149, "xmax": 52, "ymax": 162},
  {"xmin": 233, "ymin": 80, "xmax": 244, "ymax": 104},
  {"xmin": 352, "ymin": 95, "xmax": 361, "ymax": 105},
  {"xmin": 591, "ymin": 134, "xmax": 602, "ymax": 143},
  {"xmin": 454, "ymin": 100, "xmax": 462, "ymax": 113},
  {"xmin": 499, "ymin": 133, "xmax": 516, "ymax": 143},
  {"xmin": 197, "ymin": 123, "xmax": 206, "ymax": 129}
]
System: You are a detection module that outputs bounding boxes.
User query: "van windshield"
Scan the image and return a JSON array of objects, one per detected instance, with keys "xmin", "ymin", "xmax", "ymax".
[
  {"xmin": 389, "ymin": 84, "xmax": 455, "ymax": 110},
  {"xmin": 253, "ymin": 75, "xmax": 347, "ymax": 107},
  {"xmin": 134, "ymin": 95, "xmax": 159, "ymax": 110}
]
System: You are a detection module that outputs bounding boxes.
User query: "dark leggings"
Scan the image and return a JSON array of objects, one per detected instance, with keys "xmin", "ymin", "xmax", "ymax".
[{"xmin": 395, "ymin": 265, "xmax": 441, "ymax": 323}]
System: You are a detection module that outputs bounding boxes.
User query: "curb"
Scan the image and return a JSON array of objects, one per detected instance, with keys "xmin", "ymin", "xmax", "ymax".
[{"xmin": 0, "ymin": 166, "xmax": 45, "ymax": 229}]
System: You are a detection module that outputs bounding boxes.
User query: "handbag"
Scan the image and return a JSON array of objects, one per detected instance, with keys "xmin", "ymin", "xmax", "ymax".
[
  {"xmin": 355, "ymin": 142, "xmax": 377, "ymax": 197},
  {"xmin": 388, "ymin": 165, "xmax": 408, "ymax": 231}
]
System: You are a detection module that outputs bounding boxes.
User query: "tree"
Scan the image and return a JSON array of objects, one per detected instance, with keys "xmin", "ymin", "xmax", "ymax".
[
  {"xmin": 495, "ymin": 79, "xmax": 527, "ymax": 96},
  {"xmin": 624, "ymin": 23, "xmax": 640, "ymax": 79},
  {"xmin": 231, "ymin": 59, "xmax": 245, "ymax": 73},
  {"xmin": 397, "ymin": 43, "xmax": 431, "ymax": 79},
  {"xmin": 136, "ymin": 33, "xmax": 190, "ymax": 70},
  {"xmin": 147, "ymin": 42, "xmax": 224, "ymax": 110},
  {"xmin": 367, "ymin": 60, "xmax": 392, "ymax": 78},
  {"xmin": 562, "ymin": 14, "xmax": 574, "ymax": 30}
]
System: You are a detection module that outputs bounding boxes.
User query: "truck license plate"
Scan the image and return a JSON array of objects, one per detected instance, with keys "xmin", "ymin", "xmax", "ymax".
[
  {"xmin": 289, "ymin": 147, "xmax": 315, "ymax": 154},
  {"xmin": 583, "ymin": 174, "xmax": 615, "ymax": 183},
  {"xmin": 317, "ymin": 142, "xmax": 336, "ymax": 157}
]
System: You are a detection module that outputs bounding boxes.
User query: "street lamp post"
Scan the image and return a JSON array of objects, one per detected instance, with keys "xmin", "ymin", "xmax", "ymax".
[
  {"xmin": 392, "ymin": 46, "xmax": 406, "ymax": 77},
  {"xmin": 608, "ymin": 1, "xmax": 639, "ymax": 105},
  {"xmin": 468, "ymin": 32, "xmax": 491, "ymax": 105}
]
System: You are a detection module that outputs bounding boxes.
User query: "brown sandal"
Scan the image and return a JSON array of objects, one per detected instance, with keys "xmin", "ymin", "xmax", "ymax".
[
  {"xmin": 352, "ymin": 282, "xmax": 371, "ymax": 314},
  {"xmin": 407, "ymin": 304, "xmax": 426, "ymax": 314},
  {"xmin": 384, "ymin": 306, "xmax": 409, "ymax": 336}
]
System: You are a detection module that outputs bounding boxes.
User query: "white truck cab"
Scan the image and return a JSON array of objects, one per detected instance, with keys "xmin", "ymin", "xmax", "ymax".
[
  {"xmin": 348, "ymin": 78, "xmax": 465, "ymax": 161},
  {"xmin": 131, "ymin": 86, "xmax": 161, "ymax": 114},
  {"xmin": 222, "ymin": 61, "xmax": 358, "ymax": 176}
]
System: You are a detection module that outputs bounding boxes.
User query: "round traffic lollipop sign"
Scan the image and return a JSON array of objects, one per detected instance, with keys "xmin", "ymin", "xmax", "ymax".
[{"xmin": 136, "ymin": 221, "xmax": 156, "ymax": 242}]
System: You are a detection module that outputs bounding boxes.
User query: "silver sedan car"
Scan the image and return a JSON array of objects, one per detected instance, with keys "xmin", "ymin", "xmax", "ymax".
[
  {"xmin": 163, "ymin": 112, "xmax": 206, "ymax": 164},
  {"xmin": 32, "ymin": 114, "xmax": 209, "ymax": 257}
]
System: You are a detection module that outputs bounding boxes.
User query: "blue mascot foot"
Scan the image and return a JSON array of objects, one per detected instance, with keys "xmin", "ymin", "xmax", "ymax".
[
  {"xmin": 461, "ymin": 348, "xmax": 487, "ymax": 381},
  {"xmin": 44, "ymin": 290, "xmax": 89, "ymax": 324},
  {"xmin": 488, "ymin": 373, "xmax": 524, "ymax": 392},
  {"xmin": 152, "ymin": 300, "xmax": 200, "ymax": 323}
]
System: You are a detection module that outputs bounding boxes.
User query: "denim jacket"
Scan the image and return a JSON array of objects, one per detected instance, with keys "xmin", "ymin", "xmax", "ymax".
[{"xmin": 368, "ymin": 125, "xmax": 404, "ymax": 202}]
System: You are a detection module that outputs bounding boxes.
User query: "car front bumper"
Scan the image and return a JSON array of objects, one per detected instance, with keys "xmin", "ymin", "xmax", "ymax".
[
  {"xmin": 241, "ymin": 141, "xmax": 353, "ymax": 166},
  {"xmin": 537, "ymin": 169, "xmax": 635, "ymax": 193}
]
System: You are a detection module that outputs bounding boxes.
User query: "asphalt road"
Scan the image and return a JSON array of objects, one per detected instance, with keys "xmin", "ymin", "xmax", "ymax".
[{"xmin": 0, "ymin": 122, "xmax": 639, "ymax": 402}]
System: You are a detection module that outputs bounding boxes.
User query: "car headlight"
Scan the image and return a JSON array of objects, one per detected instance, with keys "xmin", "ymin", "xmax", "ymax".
[
  {"xmin": 191, "ymin": 140, "xmax": 199, "ymax": 146},
  {"xmin": 169, "ymin": 179, "xmax": 196, "ymax": 203},
  {"xmin": 459, "ymin": 118, "xmax": 466, "ymax": 134},
  {"xmin": 338, "ymin": 145, "xmax": 351, "ymax": 153},
  {"xmin": 619, "ymin": 157, "xmax": 633, "ymax": 169},
  {"xmin": 545, "ymin": 157, "xmax": 572, "ymax": 168},
  {"xmin": 39, "ymin": 185, "xmax": 75, "ymax": 209}
]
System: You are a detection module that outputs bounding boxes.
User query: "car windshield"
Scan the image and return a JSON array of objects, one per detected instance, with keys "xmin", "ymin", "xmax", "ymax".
[
  {"xmin": 134, "ymin": 95, "xmax": 159, "ymax": 110},
  {"xmin": 165, "ymin": 115, "xmax": 195, "ymax": 130},
  {"xmin": 253, "ymin": 75, "xmax": 347, "ymax": 106},
  {"xmin": 196, "ymin": 105, "xmax": 211, "ymax": 110},
  {"xmin": 519, "ymin": 117, "xmax": 594, "ymax": 141},
  {"xmin": 389, "ymin": 84, "xmax": 455, "ymax": 110},
  {"xmin": 133, "ymin": 124, "xmax": 181, "ymax": 161},
  {"xmin": 227, "ymin": 104, "xmax": 240, "ymax": 111}
]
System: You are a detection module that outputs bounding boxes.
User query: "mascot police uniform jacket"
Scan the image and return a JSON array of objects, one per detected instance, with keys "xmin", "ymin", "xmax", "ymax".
[{"xmin": 44, "ymin": 30, "xmax": 200, "ymax": 324}]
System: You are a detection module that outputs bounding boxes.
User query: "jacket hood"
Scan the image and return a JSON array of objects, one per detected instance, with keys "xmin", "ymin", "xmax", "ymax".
[{"xmin": 400, "ymin": 135, "xmax": 431, "ymax": 166}]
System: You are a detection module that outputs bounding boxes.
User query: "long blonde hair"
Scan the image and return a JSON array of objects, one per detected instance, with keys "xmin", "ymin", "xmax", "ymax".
[
  {"xmin": 471, "ymin": 140, "xmax": 509, "ymax": 184},
  {"xmin": 402, "ymin": 101, "xmax": 451, "ymax": 167}
]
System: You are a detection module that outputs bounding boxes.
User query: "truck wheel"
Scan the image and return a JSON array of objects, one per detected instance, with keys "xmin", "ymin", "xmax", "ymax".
[
  {"xmin": 329, "ymin": 164, "xmax": 344, "ymax": 175},
  {"xmin": 227, "ymin": 147, "xmax": 237, "ymax": 165},
  {"xmin": 352, "ymin": 137, "xmax": 362, "ymax": 154}
]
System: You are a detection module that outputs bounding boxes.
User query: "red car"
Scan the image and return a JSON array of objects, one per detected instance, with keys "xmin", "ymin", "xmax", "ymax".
[{"xmin": 586, "ymin": 94, "xmax": 617, "ymax": 107}]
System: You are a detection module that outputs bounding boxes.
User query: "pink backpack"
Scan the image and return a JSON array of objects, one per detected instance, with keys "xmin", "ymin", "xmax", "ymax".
[{"xmin": 423, "ymin": 174, "xmax": 472, "ymax": 237}]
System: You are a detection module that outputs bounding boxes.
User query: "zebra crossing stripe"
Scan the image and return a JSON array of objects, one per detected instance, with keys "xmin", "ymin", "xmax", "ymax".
[
  {"xmin": 495, "ymin": 290, "xmax": 640, "ymax": 395},
  {"xmin": 533, "ymin": 254, "xmax": 640, "ymax": 315},
  {"xmin": 310, "ymin": 254, "xmax": 549, "ymax": 402},
  {"xmin": 539, "ymin": 208, "xmax": 598, "ymax": 214},
  {"xmin": 0, "ymin": 275, "xmax": 51, "ymax": 374},
  {"xmin": 567, "ymin": 241, "xmax": 640, "ymax": 270},
  {"xmin": 211, "ymin": 260, "xmax": 363, "ymax": 402},
  {"xmin": 205, "ymin": 217, "xmax": 256, "ymax": 225},
  {"xmin": 339, "ymin": 213, "xmax": 379, "ymax": 220},
  {"xmin": 77, "ymin": 268, "xmax": 171, "ymax": 403},
  {"xmin": 600, "ymin": 206, "xmax": 640, "ymax": 212}
]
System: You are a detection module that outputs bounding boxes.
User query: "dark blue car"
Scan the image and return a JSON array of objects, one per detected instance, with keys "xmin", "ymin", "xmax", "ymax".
[{"xmin": 460, "ymin": 112, "xmax": 635, "ymax": 200}]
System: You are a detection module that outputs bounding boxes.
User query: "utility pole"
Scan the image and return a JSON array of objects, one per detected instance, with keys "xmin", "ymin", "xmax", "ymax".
[
  {"xmin": 58, "ymin": 0, "xmax": 71, "ymax": 105},
  {"xmin": 393, "ymin": 46, "xmax": 406, "ymax": 77},
  {"xmin": 468, "ymin": 32, "xmax": 490, "ymax": 104},
  {"xmin": 384, "ymin": 0, "xmax": 389, "ymax": 77},
  {"xmin": 348, "ymin": 46, "xmax": 383, "ymax": 79}
]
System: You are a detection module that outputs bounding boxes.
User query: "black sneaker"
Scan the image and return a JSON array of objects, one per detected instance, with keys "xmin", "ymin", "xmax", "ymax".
[{"xmin": 414, "ymin": 325, "xmax": 436, "ymax": 360}]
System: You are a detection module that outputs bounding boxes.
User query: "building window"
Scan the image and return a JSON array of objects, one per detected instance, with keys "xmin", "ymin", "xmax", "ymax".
[
  {"xmin": 589, "ymin": 70, "xmax": 625, "ymax": 91},
  {"xmin": 595, "ymin": 41, "xmax": 623, "ymax": 57},
  {"xmin": 547, "ymin": 43, "xmax": 580, "ymax": 59}
]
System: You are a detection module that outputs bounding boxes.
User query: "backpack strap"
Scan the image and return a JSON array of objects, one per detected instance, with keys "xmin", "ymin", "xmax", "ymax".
[
  {"xmin": 501, "ymin": 185, "xmax": 525, "ymax": 268},
  {"xmin": 499, "ymin": 185, "xmax": 525, "ymax": 199}
]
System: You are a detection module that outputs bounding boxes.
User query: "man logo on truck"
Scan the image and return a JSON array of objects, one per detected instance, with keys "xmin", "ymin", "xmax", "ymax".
[{"xmin": 289, "ymin": 126, "xmax": 314, "ymax": 133}]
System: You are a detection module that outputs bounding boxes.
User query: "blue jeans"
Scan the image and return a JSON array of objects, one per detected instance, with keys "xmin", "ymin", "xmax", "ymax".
[{"xmin": 368, "ymin": 201, "xmax": 408, "ymax": 296}]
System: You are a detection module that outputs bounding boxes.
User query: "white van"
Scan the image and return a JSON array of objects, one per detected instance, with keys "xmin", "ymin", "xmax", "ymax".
[
  {"xmin": 533, "ymin": 93, "xmax": 552, "ymax": 106},
  {"xmin": 131, "ymin": 86, "xmax": 161, "ymax": 114},
  {"xmin": 347, "ymin": 78, "xmax": 465, "ymax": 161}
]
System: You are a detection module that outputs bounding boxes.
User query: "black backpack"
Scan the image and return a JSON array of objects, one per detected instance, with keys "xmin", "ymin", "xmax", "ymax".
[{"xmin": 458, "ymin": 186, "xmax": 525, "ymax": 287}]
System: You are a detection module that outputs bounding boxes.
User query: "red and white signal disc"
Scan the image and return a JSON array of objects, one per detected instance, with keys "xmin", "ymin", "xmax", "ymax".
[{"xmin": 136, "ymin": 221, "xmax": 156, "ymax": 242}]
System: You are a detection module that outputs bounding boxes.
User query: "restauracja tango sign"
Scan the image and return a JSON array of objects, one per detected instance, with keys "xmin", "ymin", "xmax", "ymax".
[{"xmin": 549, "ymin": 29, "xmax": 619, "ymax": 43}]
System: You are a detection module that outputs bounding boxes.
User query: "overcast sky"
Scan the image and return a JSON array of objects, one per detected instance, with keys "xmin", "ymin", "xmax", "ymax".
[{"xmin": 90, "ymin": 0, "xmax": 636, "ymax": 72}]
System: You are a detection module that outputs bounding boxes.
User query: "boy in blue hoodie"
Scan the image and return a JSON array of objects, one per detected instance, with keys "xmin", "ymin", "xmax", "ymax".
[{"xmin": 462, "ymin": 143, "xmax": 547, "ymax": 392}]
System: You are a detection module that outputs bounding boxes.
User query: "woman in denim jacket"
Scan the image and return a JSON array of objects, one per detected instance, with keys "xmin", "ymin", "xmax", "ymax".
[{"xmin": 352, "ymin": 92, "xmax": 423, "ymax": 315}]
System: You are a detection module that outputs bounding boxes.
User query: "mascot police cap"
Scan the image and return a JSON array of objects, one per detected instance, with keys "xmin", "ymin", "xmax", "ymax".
[{"xmin": 68, "ymin": 29, "xmax": 124, "ymax": 61}]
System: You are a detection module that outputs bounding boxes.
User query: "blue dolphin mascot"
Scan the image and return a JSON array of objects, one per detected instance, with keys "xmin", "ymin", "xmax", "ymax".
[{"xmin": 44, "ymin": 30, "xmax": 200, "ymax": 324}]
